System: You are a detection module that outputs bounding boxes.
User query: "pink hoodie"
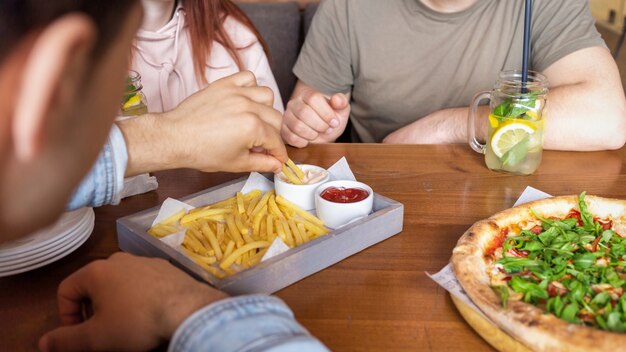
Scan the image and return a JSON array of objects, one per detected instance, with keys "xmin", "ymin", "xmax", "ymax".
[{"xmin": 132, "ymin": 4, "xmax": 284, "ymax": 114}]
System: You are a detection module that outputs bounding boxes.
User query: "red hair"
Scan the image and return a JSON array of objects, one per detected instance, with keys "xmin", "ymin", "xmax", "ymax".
[{"xmin": 182, "ymin": 0, "xmax": 270, "ymax": 84}]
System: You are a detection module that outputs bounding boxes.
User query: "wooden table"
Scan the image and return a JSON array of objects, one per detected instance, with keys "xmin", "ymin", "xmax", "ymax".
[{"xmin": 2, "ymin": 144, "xmax": 626, "ymax": 351}]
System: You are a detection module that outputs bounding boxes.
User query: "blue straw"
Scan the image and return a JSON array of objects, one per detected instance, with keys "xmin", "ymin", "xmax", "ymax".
[{"xmin": 522, "ymin": 0, "xmax": 532, "ymax": 93}]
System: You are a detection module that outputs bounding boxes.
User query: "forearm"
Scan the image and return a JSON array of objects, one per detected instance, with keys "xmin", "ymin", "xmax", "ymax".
[
  {"xmin": 541, "ymin": 82, "xmax": 626, "ymax": 151},
  {"xmin": 116, "ymin": 113, "xmax": 179, "ymax": 177},
  {"xmin": 540, "ymin": 46, "xmax": 626, "ymax": 151},
  {"xmin": 383, "ymin": 105, "xmax": 489, "ymax": 144},
  {"xmin": 169, "ymin": 295, "xmax": 328, "ymax": 352}
]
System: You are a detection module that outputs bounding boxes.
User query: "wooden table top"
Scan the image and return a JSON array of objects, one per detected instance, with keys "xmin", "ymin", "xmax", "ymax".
[{"xmin": 2, "ymin": 143, "xmax": 626, "ymax": 351}]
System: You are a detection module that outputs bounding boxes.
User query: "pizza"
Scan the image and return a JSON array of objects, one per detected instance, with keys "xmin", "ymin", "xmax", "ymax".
[{"xmin": 452, "ymin": 193, "xmax": 626, "ymax": 351}]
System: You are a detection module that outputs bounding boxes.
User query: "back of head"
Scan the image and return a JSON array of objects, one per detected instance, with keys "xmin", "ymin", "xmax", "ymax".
[
  {"xmin": 0, "ymin": 0, "xmax": 140, "ymax": 241},
  {"xmin": 0, "ymin": 0, "xmax": 135, "ymax": 65}
]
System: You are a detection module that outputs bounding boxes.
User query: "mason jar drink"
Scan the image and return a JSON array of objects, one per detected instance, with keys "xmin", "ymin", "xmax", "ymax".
[
  {"xmin": 468, "ymin": 70, "xmax": 548, "ymax": 175},
  {"xmin": 120, "ymin": 70, "xmax": 148, "ymax": 117}
]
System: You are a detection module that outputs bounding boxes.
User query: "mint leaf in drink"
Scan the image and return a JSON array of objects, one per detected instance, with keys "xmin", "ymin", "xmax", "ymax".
[
  {"xmin": 492, "ymin": 94, "xmax": 538, "ymax": 119},
  {"xmin": 500, "ymin": 135, "xmax": 530, "ymax": 166}
]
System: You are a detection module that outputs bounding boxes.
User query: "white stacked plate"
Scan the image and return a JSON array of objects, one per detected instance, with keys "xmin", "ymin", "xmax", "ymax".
[{"xmin": 0, "ymin": 207, "xmax": 95, "ymax": 277}]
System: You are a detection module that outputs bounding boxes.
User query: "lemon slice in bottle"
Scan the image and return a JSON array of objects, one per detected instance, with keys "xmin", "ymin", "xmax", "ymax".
[
  {"xmin": 122, "ymin": 94, "xmax": 141, "ymax": 110},
  {"xmin": 490, "ymin": 122, "xmax": 536, "ymax": 158}
]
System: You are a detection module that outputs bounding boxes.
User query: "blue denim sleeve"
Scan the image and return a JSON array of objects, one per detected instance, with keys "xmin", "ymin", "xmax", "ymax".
[
  {"xmin": 168, "ymin": 295, "xmax": 329, "ymax": 352},
  {"xmin": 66, "ymin": 124, "xmax": 128, "ymax": 210}
]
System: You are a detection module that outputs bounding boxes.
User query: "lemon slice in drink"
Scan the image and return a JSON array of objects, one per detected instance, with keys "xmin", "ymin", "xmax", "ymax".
[
  {"xmin": 490, "ymin": 122, "xmax": 536, "ymax": 158},
  {"xmin": 122, "ymin": 94, "xmax": 141, "ymax": 110}
]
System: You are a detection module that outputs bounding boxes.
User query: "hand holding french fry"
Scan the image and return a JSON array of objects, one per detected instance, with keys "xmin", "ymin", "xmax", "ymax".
[{"xmin": 119, "ymin": 71, "xmax": 288, "ymax": 176}]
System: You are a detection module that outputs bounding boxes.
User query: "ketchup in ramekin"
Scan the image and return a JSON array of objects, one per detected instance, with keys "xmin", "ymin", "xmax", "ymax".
[
  {"xmin": 320, "ymin": 187, "xmax": 369, "ymax": 203},
  {"xmin": 315, "ymin": 180, "xmax": 373, "ymax": 228}
]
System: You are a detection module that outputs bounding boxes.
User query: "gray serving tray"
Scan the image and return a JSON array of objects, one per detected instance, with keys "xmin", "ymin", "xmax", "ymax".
[{"xmin": 117, "ymin": 176, "xmax": 404, "ymax": 295}]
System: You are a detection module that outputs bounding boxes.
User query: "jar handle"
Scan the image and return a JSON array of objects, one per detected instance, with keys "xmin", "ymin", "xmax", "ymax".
[{"xmin": 468, "ymin": 91, "xmax": 491, "ymax": 154}]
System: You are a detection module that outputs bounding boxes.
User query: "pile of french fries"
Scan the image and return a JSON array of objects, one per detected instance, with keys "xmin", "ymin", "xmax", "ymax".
[{"xmin": 147, "ymin": 189, "xmax": 329, "ymax": 278}]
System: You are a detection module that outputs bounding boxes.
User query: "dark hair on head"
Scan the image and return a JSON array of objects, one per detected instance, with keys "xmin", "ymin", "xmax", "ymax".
[{"xmin": 0, "ymin": 0, "xmax": 138, "ymax": 63}]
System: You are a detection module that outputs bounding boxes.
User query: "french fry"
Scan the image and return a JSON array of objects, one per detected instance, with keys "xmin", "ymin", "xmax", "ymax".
[
  {"xmin": 251, "ymin": 191, "xmax": 272, "ymax": 217},
  {"xmin": 147, "ymin": 223, "xmax": 180, "ymax": 238},
  {"xmin": 276, "ymin": 195, "xmax": 325, "ymax": 227},
  {"xmin": 297, "ymin": 223, "xmax": 310, "ymax": 243},
  {"xmin": 252, "ymin": 206, "xmax": 267, "ymax": 239},
  {"xmin": 182, "ymin": 247, "xmax": 217, "ymax": 265},
  {"xmin": 208, "ymin": 190, "xmax": 262, "ymax": 210},
  {"xmin": 216, "ymin": 223, "xmax": 225, "ymax": 244},
  {"xmin": 183, "ymin": 234, "xmax": 209, "ymax": 255},
  {"xmin": 266, "ymin": 214, "xmax": 274, "ymax": 240},
  {"xmin": 181, "ymin": 208, "xmax": 231, "ymax": 225},
  {"xmin": 268, "ymin": 195, "xmax": 286, "ymax": 220},
  {"xmin": 205, "ymin": 265, "xmax": 226, "ymax": 279},
  {"xmin": 248, "ymin": 248, "xmax": 268, "ymax": 266},
  {"xmin": 275, "ymin": 220, "xmax": 287, "ymax": 244},
  {"xmin": 259, "ymin": 218, "xmax": 267, "ymax": 241},
  {"xmin": 280, "ymin": 219, "xmax": 295, "ymax": 247},
  {"xmin": 234, "ymin": 212, "xmax": 249, "ymax": 236},
  {"xmin": 286, "ymin": 159, "xmax": 305, "ymax": 181},
  {"xmin": 223, "ymin": 240, "xmax": 235, "ymax": 260},
  {"xmin": 236, "ymin": 191, "xmax": 245, "ymax": 214},
  {"xmin": 281, "ymin": 164, "xmax": 303, "ymax": 185},
  {"xmin": 294, "ymin": 217, "xmax": 329, "ymax": 237},
  {"xmin": 220, "ymin": 241, "xmax": 270, "ymax": 269},
  {"xmin": 182, "ymin": 248, "xmax": 217, "ymax": 273},
  {"xmin": 245, "ymin": 195, "xmax": 260, "ymax": 216},
  {"xmin": 278, "ymin": 204, "xmax": 295, "ymax": 217},
  {"xmin": 188, "ymin": 228, "xmax": 211, "ymax": 251},
  {"xmin": 288, "ymin": 218, "xmax": 303, "ymax": 246},
  {"xmin": 242, "ymin": 231, "xmax": 255, "ymax": 244},
  {"xmin": 225, "ymin": 214, "xmax": 244, "ymax": 247},
  {"xmin": 158, "ymin": 209, "xmax": 186, "ymax": 225},
  {"xmin": 200, "ymin": 222, "xmax": 223, "ymax": 260},
  {"xmin": 181, "ymin": 220, "xmax": 200, "ymax": 231}
]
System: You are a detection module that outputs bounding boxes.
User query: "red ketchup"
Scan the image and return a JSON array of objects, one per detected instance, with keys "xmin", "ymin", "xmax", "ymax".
[{"xmin": 320, "ymin": 187, "xmax": 369, "ymax": 203}]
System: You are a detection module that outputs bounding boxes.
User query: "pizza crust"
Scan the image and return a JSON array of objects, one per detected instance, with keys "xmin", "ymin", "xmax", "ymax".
[{"xmin": 452, "ymin": 195, "xmax": 626, "ymax": 351}]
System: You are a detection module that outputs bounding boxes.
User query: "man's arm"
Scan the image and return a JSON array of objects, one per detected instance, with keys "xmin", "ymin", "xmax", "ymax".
[
  {"xmin": 39, "ymin": 253, "xmax": 329, "ymax": 352},
  {"xmin": 67, "ymin": 72, "xmax": 287, "ymax": 210},
  {"xmin": 384, "ymin": 47, "xmax": 626, "ymax": 151}
]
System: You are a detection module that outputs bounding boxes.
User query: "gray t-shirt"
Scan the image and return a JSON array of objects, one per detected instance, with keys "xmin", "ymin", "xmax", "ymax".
[{"xmin": 293, "ymin": 0, "xmax": 606, "ymax": 143}]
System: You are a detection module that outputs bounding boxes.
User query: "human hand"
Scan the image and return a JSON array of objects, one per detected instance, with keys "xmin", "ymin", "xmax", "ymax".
[
  {"xmin": 282, "ymin": 83, "xmax": 350, "ymax": 147},
  {"xmin": 120, "ymin": 71, "xmax": 288, "ymax": 176},
  {"xmin": 39, "ymin": 252, "xmax": 228, "ymax": 352}
]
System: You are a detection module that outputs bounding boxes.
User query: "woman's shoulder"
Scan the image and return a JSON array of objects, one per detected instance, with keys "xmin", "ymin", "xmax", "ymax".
[{"xmin": 222, "ymin": 16, "xmax": 260, "ymax": 47}]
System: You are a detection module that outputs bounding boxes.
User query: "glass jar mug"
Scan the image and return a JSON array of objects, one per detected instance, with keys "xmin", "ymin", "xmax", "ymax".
[
  {"xmin": 120, "ymin": 70, "xmax": 148, "ymax": 117},
  {"xmin": 468, "ymin": 70, "xmax": 548, "ymax": 175}
]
